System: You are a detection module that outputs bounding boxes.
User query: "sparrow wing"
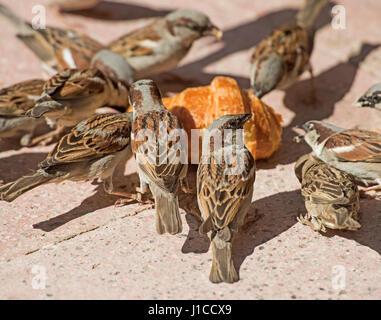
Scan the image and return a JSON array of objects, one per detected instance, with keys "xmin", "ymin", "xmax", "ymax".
[
  {"xmin": 251, "ymin": 23, "xmax": 311, "ymax": 80},
  {"xmin": 325, "ymin": 129, "xmax": 381, "ymax": 163},
  {"xmin": 132, "ymin": 109, "xmax": 186, "ymax": 193},
  {"xmin": 108, "ymin": 20, "xmax": 161, "ymax": 58},
  {"xmin": 39, "ymin": 113, "xmax": 132, "ymax": 168},
  {"xmin": 18, "ymin": 26, "xmax": 103, "ymax": 71},
  {"xmin": 43, "ymin": 68, "xmax": 106, "ymax": 99},
  {"xmin": 198, "ymin": 148, "xmax": 255, "ymax": 232},
  {"xmin": 0, "ymin": 79, "xmax": 44, "ymax": 116},
  {"xmin": 302, "ymin": 163, "xmax": 355, "ymax": 205}
]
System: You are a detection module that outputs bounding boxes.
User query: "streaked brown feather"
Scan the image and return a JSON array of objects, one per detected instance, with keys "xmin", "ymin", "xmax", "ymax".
[
  {"xmin": 198, "ymin": 149, "xmax": 255, "ymax": 231},
  {"xmin": 42, "ymin": 68, "xmax": 106, "ymax": 99},
  {"xmin": 0, "ymin": 79, "xmax": 44, "ymax": 116},
  {"xmin": 40, "ymin": 113, "xmax": 131, "ymax": 168},
  {"xmin": 251, "ymin": 23, "xmax": 311, "ymax": 79},
  {"xmin": 108, "ymin": 21, "xmax": 161, "ymax": 59},
  {"xmin": 132, "ymin": 109, "xmax": 185, "ymax": 193},
  {"xmin": 34, "ymin": 26, "xmax": 104, "ymax": 70},
  {"xmin": 325, "ymin": 129, "xmax": 381, "ymax": 163}
]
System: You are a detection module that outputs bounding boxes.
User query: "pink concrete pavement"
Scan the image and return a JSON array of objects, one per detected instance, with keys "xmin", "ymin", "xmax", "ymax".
[{"xmin": 0, "ymin": 0, "xmax": 380, "ymax": 299}]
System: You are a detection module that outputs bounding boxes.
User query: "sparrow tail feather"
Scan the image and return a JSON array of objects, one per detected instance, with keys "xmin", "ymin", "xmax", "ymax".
[
  {"xmin": 154, "ymin": 192, "xmax": 182, "ymax": 235},
  {"xmin": 210, "ymin": 228, "xmax": 238, "ymax": 284},
  {"xmin": 0, "ymin": 171, "xmax": 51, "ymax": 202}
]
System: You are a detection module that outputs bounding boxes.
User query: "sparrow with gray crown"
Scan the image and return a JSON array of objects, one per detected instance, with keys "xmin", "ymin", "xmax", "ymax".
[
  {"xmin": 250, "ymin": 0, "xmax": 328, "ymax": 101},
  {"xmin": 108, "ymin": 9, "xmax": 222, "ymax": 79},
  {"xmin": 295, "ymin": 153, "xmax": 361, "ymax": 232},
  {"xmin": 0, "ymin": 112, "xmax": 141, "ymax": 205},
  {"xmin": 0, "ymin": 5, "xmax": 222, "ymax": 79},
  {"xmin": 129, "ymin": 79, "xmax": 190, "ymax": 235},
  {"xmin": 301, "ymin": 120, "xmax": 381, "ymax": 192},
  {"xmin": 353, "ymin": 82, "xmax": 381, "ymax": 111},
  {"xmin": 25, "ymin": 49, "xmax": 134, "ymax": 146},
  {"xmin": 197, "ymin": 113, "xmax": 255, "ymax": 283}
]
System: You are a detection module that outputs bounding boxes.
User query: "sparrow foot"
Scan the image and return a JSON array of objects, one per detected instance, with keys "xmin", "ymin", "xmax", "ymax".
[
  {"xmin": 243, "ymin": 209, "xmax": 260, "ymax": 226},
  {"xmin": 180, "ymin": 178, "xmax": 194, "ymax": 194},
  {"xmin": 114, "ymin": 191, "xmax": 153, "ymax": 207}
]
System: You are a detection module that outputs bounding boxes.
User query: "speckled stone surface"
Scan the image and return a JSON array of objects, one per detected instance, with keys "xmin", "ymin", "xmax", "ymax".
[{"xmin": 0, "ymin": 0, "xmax": 380, "ymax": 300}]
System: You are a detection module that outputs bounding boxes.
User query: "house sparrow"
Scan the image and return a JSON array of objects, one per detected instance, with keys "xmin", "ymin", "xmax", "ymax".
[
  {"xmin": 0, "ymin": 112, "xmax": 140, "ymax": 204},
  {"xmin": 0, "ymin": 79, "xmax": 45, "ymax": 146},
  {"xmin": 130, "ymin": 79, "xmax": 189, "ymax": 235},
  {"xmin": 197, "ymin": 114, "xmax": 255, "ymax": 283},
  {"xmin": 25, "ymin": 49, "xmax": 134, "ymax": 146},
  {"xmin": 295, "ymin": 154, "xmax": 361, "ymax": 232},
  {"xmin": 301, "ymin": 120, "xmax": 381, "ymax": 192},
  {"xmin": 353, "ymin": 82, "xmax": 381, "ymax": 111},
  {"xmin": 0, "ymin": 3, "xmax": 104, "ymax": 75},
  {"xmin": 45, "ymin": 0, "xmax": 101, "ymax": 11},
  {"xmin": 250, "ymin": 0, "xmax": 328, "ymax": 100},
  {"xmin": 108, "ymin": 9, "xmax": 223, "ymax": 79}
]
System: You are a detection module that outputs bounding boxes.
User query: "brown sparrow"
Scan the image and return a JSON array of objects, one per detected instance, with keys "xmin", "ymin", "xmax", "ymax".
[
  {"xmin": 0, "ymin": 3, "xmax": 104, "ymax": 75},
  {"xmin": 108, "ymin": 9, "xmax": 223, "ymax": 79},
  {"xmin": 130, "ymin": 79, "xmax": 189, "ymax": 235},
  {"xmin": 295, "ymin": 154, "xmax": 361, "ymax": 232},
  {"xmin": 301, "ymin": 120, "xmax": 381, "ymax": 192},
  {"xmin": 0, "ymin": 112, "xmax": 139, "ymax": 204},
  {"xmin": 0, "ymin": 79, "xmax": 45, "ymax": 146},
  {"xmin": 197, "ymin": 114, "xmax": 255, "ymax": 283},
  {"xmin": 46, "ymin": 0, "xmax": 101, "ymax": 11},
  {"xmin": 25, "ymin": 49, "xmax": 134, "ymax": 146},
  {"xmin": 353, "ymin": 82, "xmax": 381, "ymax": 111},
  {"xmin": 250, "ymin": 0, "xmax": 327, "ymax": 99}
]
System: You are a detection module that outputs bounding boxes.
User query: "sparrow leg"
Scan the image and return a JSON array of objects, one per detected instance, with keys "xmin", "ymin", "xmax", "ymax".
[
  {"xmin": 302, "ymin": 63, "xmax": 317, "ymax": 105},
  {"xmin": 28, "ymin": 126, "xmax": 65, "ymax": 146},
  {"xmin": 180, "ymin": 177, "xmax": 194, "ymax": 194},
  {"xmin": 243, "ymin": 209, "xmax": 260, "ymax": 226},
  {"xmin": 297, "ymin": 213, "xmax": 323, "ymax": 231},
  {"xmin": 363, "ymin": 185, "xmax": 381, "ymax": 192},
  {"xmin": 103, "ymin": 177, "xmax": 153, "ymax": 207},
  {"xmin": 136, "ymin": 181, "xmax": 149, "ymax": 194},
  {"xmin": 19, "ymin": 133, "xmax": 33, "ymax": 147}
]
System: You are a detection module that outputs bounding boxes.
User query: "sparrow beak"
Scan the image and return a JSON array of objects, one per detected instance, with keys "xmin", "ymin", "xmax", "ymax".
[
  {"xmin": 240, "ymin": 113, "xmax": 253, "ymax": 124},
  {"xmin": 352, "ymin": 96, "xmax": 367, "ymax": 108},
  {"xmin": 235, "ymin": 113, "xmax": 253, "ymax": 128},
  {"xmin": 204, "ymin": 25, "xmax": 223, "ymax": 40},
  {"xmin": 301, "ymin": 123, "xmax": 309, "ymax": 132}
]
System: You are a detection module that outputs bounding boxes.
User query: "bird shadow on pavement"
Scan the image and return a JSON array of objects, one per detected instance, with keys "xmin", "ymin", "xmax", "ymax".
[
  {"xmin": 60, "ymin": 1, "xmax": 172, "ymax": 21},
  {"xmin": 33, "ymin": 160, "xmax": 142, "ymax": 232},
  {"xmin": 233, "ymin": 190, "xmax": 381, "ymax": 278},
  {"xmin": 179, "ymin": 164, "xmax": 209, "ymax": 254},
  {"xmin": 181, "ymin": 189, "xmax": 304, "ymax": 265},
  {"xmin": 233, "ymin": 189, "xmax": 303, "ymax": 275},
  {"xmin": 155, "ymin": 3, "xmax": 334, "ymax": 94},
  {"xmin": 0, "ymin": 152, "xmax": 47, "ymax": 183},
  {"xmin": 273, "ymin": 42, "xmax": 381, "ymax": 167}
]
